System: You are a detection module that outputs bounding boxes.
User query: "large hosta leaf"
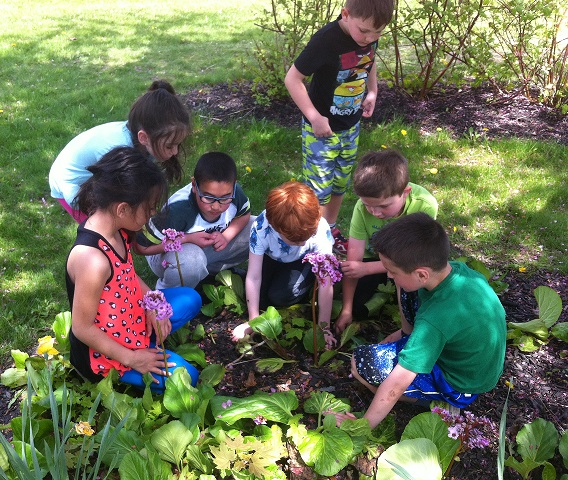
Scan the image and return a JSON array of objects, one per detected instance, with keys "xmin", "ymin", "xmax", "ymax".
[
  {"xmin": 210, "ymin": 391, "xmax": 298, "ymax": 424},
  {"xmin": 534, "ymin": 286, "xmax": 562, "ymax": 328},
  {"xmin": 376, "ymin": 438, "xmax": 442, "ymax": 480},
  {"xmin": 295, "ymin": 427, "xmax": 354, "ymax": 476},
  {"xmin": 150, "ymin": 420, "xmax": 193, "ymax": 465},
  {"xmin": 401, "ymin": 412, "xmax": 459, "ymax": 473}
]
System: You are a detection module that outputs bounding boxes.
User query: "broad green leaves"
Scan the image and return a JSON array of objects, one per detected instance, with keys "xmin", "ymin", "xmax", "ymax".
[{"xmin": 507, "ymin": 286, "xmax": 564, "ymax": 352}]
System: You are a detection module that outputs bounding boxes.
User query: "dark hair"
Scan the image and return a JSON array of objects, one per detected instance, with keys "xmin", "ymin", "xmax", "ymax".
[
  {"xmin": 193, "ymin": 151, "xmax": 237, "ymax": 185},
  {"xmin": 128, "ymin": 80, "xmax": 190, "ymax": 183},
  {"xmin": 353, "ymin": 149, "xmax": 409, "ymax": 198},
  {"xmin": 371, "ymin": 212, "xmax": 449, "ymax": 273},
  {"xmin": 266, "ymin": 182, "xmax": 320, "ymax": 243},
  {"xmin": 76, "ymin": 146, "xmax": 168, "ymax": 217},
  {"xmin": 345, "ymin": 0, "xmax": 394, "ymax": 29}
]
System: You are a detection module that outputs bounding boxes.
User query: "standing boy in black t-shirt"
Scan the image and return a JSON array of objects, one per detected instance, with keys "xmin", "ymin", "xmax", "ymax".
[{"xmin": 285, "ymin": 0, "xmax": 394, "ymax": 255}]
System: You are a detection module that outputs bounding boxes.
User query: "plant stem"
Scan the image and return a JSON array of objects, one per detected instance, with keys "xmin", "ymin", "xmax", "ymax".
[
  {"xmin": 312, "ymin": 282, "xmax": 318, "ymax": 365},
  {"xmin": 174, "ymin": 251, "xmax": 184, "ymax": 287},
  {"xmin": 156, "ymin": 323, "xmax": 169, "ymax": 377},
  {"xmin": 226, "ymin": 340, "xmax": 267, "ymax": 368}
]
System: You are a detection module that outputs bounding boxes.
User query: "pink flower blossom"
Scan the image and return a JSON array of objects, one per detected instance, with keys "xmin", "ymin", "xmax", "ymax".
[
  {"xmin": 162, "ymin": 228, "xmax": 184, "ymax": 252},
  {"xmin": 302, "ymin": 252, "xmax": 342, "ymax": 287},
  {"xmin": 432, "ymin": 407, "xmax": 494, "ymax": 450},
  {"xmin": 142, "ymin": 290, "xmax": 173, "ymax": 321}
]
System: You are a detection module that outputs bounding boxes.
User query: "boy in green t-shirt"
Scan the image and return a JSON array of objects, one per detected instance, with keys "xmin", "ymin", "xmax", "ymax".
[
  {"xmin": 335, "ymin": 149, "xmax": 438, "ymax": 333},
  {"xmin": 333, "ymin": 213, "xmax": 507, "ymax": 429}
]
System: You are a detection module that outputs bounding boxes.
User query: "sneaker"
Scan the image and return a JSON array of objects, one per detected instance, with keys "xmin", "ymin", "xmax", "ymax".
[{"xmin": 331, "ymin": 227, "xmax": 348, "ymax": 256}]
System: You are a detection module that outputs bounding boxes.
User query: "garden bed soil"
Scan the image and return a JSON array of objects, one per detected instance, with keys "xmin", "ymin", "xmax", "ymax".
[{"xmin": 1, "ymin": 82, "xmax": 567, "ymax": 479}]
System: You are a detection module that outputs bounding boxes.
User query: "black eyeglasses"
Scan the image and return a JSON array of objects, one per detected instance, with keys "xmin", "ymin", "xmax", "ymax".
[{"xmin": 195, "ymin": 183, "xmax": 236, "ymax": 205}]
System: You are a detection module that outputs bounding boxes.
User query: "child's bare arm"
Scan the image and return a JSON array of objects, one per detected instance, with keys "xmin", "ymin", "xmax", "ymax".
[
  {"xmin": 285, "ymin": 65, "xmax": 333, "ymax": 137},
  {"xmin": 232, "ymin": 251, "xmax": 262, "ymax": 341}
]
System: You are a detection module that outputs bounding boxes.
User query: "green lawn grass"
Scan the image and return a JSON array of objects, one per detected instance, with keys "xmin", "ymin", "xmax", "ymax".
[{"xmin": 1, "ymin": 0, "xmax": 567, "ymax": 365}]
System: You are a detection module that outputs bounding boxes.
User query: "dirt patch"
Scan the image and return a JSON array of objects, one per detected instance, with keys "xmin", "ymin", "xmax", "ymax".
[{"xmin": 183, "ymin": 81, "xmax": 568, "ymax": 144}]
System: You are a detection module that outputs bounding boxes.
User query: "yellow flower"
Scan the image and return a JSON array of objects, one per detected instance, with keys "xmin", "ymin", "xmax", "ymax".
[
  {"xmin": 436, "ymin": 127, "xmax": 442, "ymax": 132},
  {"xmin": 245, "ymin": 166, "xmax": 252, "ymax": 173},
  {"xmin": 505, "ymin": 380, "xmax": 514, "ymax": 389},
  {"xmin": 518, "ymin": 267, "xmax": 527, "ymax": 273},
  {"xmin": 0, "ymin": 109, "xmax": 3, "ymax": 113},
  {"xmin": 401, "ymin": 129, "xmax": 407, "ymax": 136},
  {"xmin": 75, "ymin": 421, "xmax": 95, "ymax": 436},
  {"xmin": 453, "ymin": 226, "xmax": 457, "ymax": 232},
  {"xmin": 429, "ymin": 168, "xmax": 438, "ymax": 174},
  {"xmin": 37, "ymin": 336, "xmax": 59, "ymax": 356},
  {"xmin": 381, "ymin": 144, "xmax": 388, "ymax": 149},
  {"xmin": 290, "ymin": 177, "xmax": 296, "ymax": 182}
]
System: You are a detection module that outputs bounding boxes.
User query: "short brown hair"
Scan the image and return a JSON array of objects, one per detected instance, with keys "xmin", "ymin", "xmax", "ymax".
[
  {"xmin": 353, "ymin": 149, "xmax": 409, "ymax": 199},
  {"xmin": 265, "ymin": 182, "xmax": 321, "ymax": 243},
  {"xmin": 371, "ymin": 212, "xmax": 449, "ymax": 273},
  {"xmin": 345, "ymin": 0, "xmax": 394, "ymax": 29}
]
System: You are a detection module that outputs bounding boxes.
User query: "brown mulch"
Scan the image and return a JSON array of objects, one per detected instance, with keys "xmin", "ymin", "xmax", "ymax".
[{"xmin": 2, "ymin": 82, "xmax": 567, "ymax": 479}]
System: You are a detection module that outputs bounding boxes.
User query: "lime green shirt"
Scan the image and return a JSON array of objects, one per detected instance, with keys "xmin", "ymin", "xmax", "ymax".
[{"xmin": 349, "ymin": 183, "xmax": 438, "ymax": 258}]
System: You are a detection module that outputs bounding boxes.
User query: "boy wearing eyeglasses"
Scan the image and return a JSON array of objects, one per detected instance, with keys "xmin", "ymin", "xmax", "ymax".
[{"xmin": 136, "ymin": 151, "xmax": 253, "ymax": 289}]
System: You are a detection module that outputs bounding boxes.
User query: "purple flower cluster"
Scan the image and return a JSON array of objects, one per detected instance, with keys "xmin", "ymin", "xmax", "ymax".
[
  {"xmin": 142, "ymin": 290, "xmax": 173, "ymax": 321},
  {"xmin": 162, "ymin": 228, "xmax": 184, "ymax": 252},
  {"xmin": 302, "ymin": 252, "xmax": 343, "ymax": 287},
  {"xmin": 432, "ymin": 407, "xmax": 493, "ymax": 450}
]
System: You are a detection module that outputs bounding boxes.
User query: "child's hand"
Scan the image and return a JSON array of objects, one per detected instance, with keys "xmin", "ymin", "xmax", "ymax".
[
  {"xmin": 310, "ymin": 115, "xmax": 333, "ymax": 137},
  {"xmin": 325, "ymin": 410, "xmax": 357, "ymax": 427},
  {"xmin": 323, "ymin": 328, "xmax": 337, "ymax": 350},
  {"xmin": 379, "ymin": 329, "xmax": 403, "ymax": 345},
  {"xmin": 231, "ymin": 322, "xmax": 253, "ymax": 342},
  {"xmin": 188, "ymin": 231, "xmax": 216, "ymax": 248},
  {"xmin": 339, "ymin": 260, "xmax": 367, "ymax": 279},
  {"xmin": 145, "ymin": 310, "xmax": 172, "ymax": 339},
  {"xmin": 128, "ymin": 348, "xmax": 176, "ymax": 380},
  {"xmin": 335, "ymin": 311, "xmax": 353, "ymax": 334},
  {"xmin": 362, "ymin": 92, "xmax": 376, "ymax": 118},
  {"xmin": 211, "ymin": 232, "xmax": 228, "ymax": 252}
]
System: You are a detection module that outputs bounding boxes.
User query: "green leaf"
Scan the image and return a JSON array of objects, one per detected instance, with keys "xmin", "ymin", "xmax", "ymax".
[
  {"xmin": 119, "ymin": 450, "xmax": 171, "ymax": 480},
  {"xmin": 559, "ymin": 431, "xmax": 568, "ymax": 469},
  {"xmin": 210, "ymin": 391, "xmax": 298, "ymax": 424},
  {"xmin": 507, "ymin": 319, "xmax": 549, "ymax": 340},
  {"xmin": 339, "ymin": 322, "xmax": 360, "ymax": 348},
  {"xmin": 52, "ymin": 311, "xmax": 72, "ymax": 352},
  {"xmin": 376, "ymin": 438, "xmax": 442, "ymax": 480},
  {"xmin": 401, "ymin": 412, "xmax": 460, "ymax": 474},
  {"xmin": 163, "ymin": 368, "xmax": 201, "ymax": 418},
  {"xmin": 175, "ymin": 343, "xmax": 208, "ymax": 368},
  {"xmin": 200, "ymin": 302, "xmax": 219, "ymax": 317},
  {"xmin": 534, "ymin": 286, "xmax": 562, "ymax": 328},
  {"xmin": 150, "ymin": 420, "xmax": 193, "ymax": 466},
  {"xmin": 249, "ymin": 306, "xmax": 283, "ymax": 339},
  {"xmin": 317, "ymin": 349, "xmax": 337, "ymax": 366},
  {"xmin": 498, "ymin": 378, "xmax": 512, "ymax": 480},
  {"xmin": 295, "ymin": 428, "xmax": 354, "ymax": 476},
  {"xmin": 0, "ymin": 367, "xmax": 28, "ymax": 388},
  {"xmin": 516, "ymin": 418, "xmax": 559, "ymax": 463},
  {"xmin": 202, "ymin": 283, "xmax": 222, "ymax": 303},
  {"xmin": 551, "ymin": 322, "xmax": 568, "ymax": 342},
  {"xmin": 198, "ymin": 363, "xmax": 225, "ymax": 386},
  {"xmin": 542, "ymin": 462, "xmax": 557, "ymax": 480},
  {"xmin": 302, "ymin": 325, "xmax": 325, "ymax": 353},
  {"xmin": 504, "ymin": 455, "xmax": 540, "ymax": 478},
  {"xmin": 256, "ymin": 358, "xmax": 297, "ymax": 373},
  {"xmin": 216, "ymin": 270, "xmax": 245, "ymax": 301},
  {"xmin": 185, "ymin": 444, "xmax": 215, "ymax": 474},
  {"xmin": 304, "ymin": 391, "xmax": 350, "ymax": 416},
  {"xmin": 364, "ymin": 291, "xmax": 391, "ymax": 316},
  {"xmin": 11, "ymin": 350, "xmax": 30, "ymax": 369},
  {"xmin": 467, "ymin": 259, "xmax": 492, "ymax": 280}
]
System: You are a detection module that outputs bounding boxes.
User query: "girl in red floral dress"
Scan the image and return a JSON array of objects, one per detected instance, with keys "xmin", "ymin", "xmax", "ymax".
[{"xmin": 66, "ymin": 146, "xmax": 201, "ymax": 393}]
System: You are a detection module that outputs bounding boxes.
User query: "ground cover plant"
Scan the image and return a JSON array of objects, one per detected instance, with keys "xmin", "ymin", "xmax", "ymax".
[{"xmin": 1, "ymin": 0, "xmax": 567, "ymax": 478}]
